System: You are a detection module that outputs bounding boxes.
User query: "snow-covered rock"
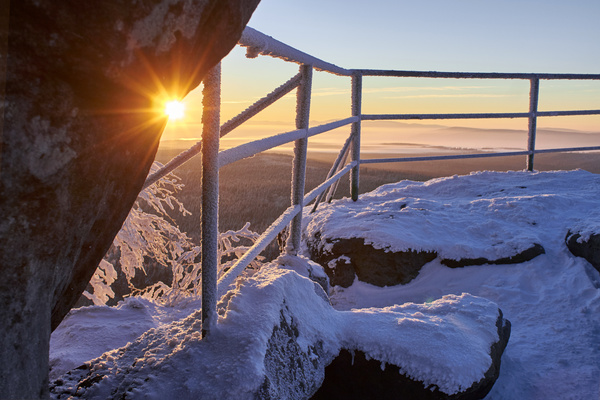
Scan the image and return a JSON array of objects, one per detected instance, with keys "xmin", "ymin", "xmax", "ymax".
[
  {"xmin": 313, "ymin": 311, "xmax": 510, "ymax": 400},
  {"xmin": 50, "ymin": 258, "xmax": 507, "ymax": 399},
  {"xmin": 303, "ymin": 170, "xmax": 600, "ymax": 288}
]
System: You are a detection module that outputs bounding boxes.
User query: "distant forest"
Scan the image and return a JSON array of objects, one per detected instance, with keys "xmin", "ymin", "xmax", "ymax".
[{"xmin": 154, "ymin": 149, "xmax": 600, "ymax": 259}]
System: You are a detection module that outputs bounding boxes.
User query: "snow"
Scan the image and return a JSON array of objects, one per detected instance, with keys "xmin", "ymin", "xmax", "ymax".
[
  {"xmin": 307, "ymin": 169, "xmax": 600, "ymax": 399},
  {"xmin": 304, "ymin": 170, "xmax": 600, "ymax": 262},
  {"xmin": 51, "ymin": 264, "xmax": 501, "ymax": 398},
  {"xmin": 50, "ymin": 169, "xmax": 600, "ymax": 399}
]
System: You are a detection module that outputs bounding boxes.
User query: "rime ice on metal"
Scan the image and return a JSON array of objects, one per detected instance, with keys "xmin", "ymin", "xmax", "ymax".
[{"xmin": 201, "ymin": 63, "xmax": 221, "ymax": 338}]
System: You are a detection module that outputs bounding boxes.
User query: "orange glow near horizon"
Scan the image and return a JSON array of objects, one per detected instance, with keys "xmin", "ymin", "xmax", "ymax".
[{"xmin": 160, "ymin": 47, "xmax": 600, "ymax": 151}]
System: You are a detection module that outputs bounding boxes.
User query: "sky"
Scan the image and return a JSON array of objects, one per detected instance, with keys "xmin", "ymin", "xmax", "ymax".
[{"xmin": 161, "ymin": 0, "xmax": 600, "ymax": 149}]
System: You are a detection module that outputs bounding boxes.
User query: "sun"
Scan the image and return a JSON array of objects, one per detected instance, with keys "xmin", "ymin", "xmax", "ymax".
[{"xmin": 164, "ymin": 100, "xmax": 185, "ymax": 120}]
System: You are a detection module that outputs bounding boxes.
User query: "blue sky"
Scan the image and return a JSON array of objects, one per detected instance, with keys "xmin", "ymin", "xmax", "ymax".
[{"xmin": 247, "ymin": 0, "xmax": 600, "ymax": 73}]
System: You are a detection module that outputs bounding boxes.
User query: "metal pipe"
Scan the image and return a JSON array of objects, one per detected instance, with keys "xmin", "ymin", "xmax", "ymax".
[
  {"xmin": 362, "ymin": 112, "xmax": 530, "ymax": 121},
  {"xmin": 533, "ymin": 146, "xmax": 600, "ymax": 154},
  {"xmin": 216, "ymin": 163, "xmax": 359, "ymax": 295},
  {"xmin": 220, "ymin": 72, "xmax": 302, "ymax": 136},
  {"xmin": 350, "ymin": 73, "xmax": 362, "ymax": 201},
  {"xmin": 360, "ymin": 151, "xmax": 532, "ymax": 164},
  {"xmin": 304, "ymin": 162, "xmax": 356, "ymax": 205},
  {"xmin": 218, "ymin": 128, "xmax": 306, "ymax": 168},
  {"xmin": 217, "ymin": 117, "xmax": 358, "ymax": 168},
  {"xmin": 527, "ymin": 78, "xmax": 540, "ymax": 171},
  {"xmin": 307, "ymin": 116, "xmax": 358, "ymax": 137},
  {"xmin": 537, "ymin": 109, "xmax": 600, "ymax": 117},
  {"xmin": 326, "ymin": 143, "xmax": 351, "ymax": 203},
  {"xmin": 360, "ymin": 145, "xmax": 600, "ymax": 166},
  {"xmin": 288, "ymin": 64, "xmax": 312, "ymax": 255},
  {"xmin": 217, "ymin": 204, "xmax": 302, "ymax": 296},
  {"xmin": 362, "ymin": 110, "xmax": 600, "ymax": 121},
  {"xmin": 354, "ymin": 69, "xmax": 600, "ymax": 80},
  {"xmin": 200, "ymin": 63, "xmax": 221, "ymax": 338},
  {"xmin": 216, "ymin": 162, "xmax": 357, "ymax": 295},
  {"xmin": 239, "ymin": 27, "xmax": 351, "ymax": 76},
  {"xmin": 311, "ymin": 132, "xmax": 354, "ymax": 213}
]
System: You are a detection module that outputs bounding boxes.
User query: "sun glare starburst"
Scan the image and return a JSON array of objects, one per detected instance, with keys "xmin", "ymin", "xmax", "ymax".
[{"xmin": 165, "ymin": 100, "xmax": 185, "ymax": 120}]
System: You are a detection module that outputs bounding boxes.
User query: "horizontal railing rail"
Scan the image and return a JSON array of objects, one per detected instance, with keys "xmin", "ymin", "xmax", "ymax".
[
  {"xmin": 354, "ymin": 69, "xmax": 600, "ymax": 80},
  {"xmin": 362, "ymin": 111, "xmax": 600, "ymax": 120},
  {"xmin": 144, "ymin": 27, "xmax": 600, "ymax": 337},
  {"xmin": 239, "ymin": 27, "xmax": 352, "ymax": 76}
]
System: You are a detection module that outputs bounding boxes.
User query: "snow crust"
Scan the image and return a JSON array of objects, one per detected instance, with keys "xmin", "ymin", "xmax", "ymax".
[{"xmin": 49, "ymin": 297, "xmax": 202, "ymax": 381}]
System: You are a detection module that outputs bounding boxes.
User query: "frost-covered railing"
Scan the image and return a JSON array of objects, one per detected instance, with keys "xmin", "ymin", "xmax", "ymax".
[
  {"xmin": 144, "ymin": 27, "xmax": 600, "ymax": 337},
  {"xmin": 356, "ymin": 70, "xmax": 600, "ymax": 171}
]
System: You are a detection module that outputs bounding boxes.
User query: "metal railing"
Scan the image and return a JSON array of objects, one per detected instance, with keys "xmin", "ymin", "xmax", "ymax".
[{"xmin": 144, "ymin": 27, "xmax": 600, "ymax": 337}]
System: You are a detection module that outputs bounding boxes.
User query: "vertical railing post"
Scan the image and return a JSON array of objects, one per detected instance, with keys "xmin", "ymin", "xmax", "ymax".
[
  {"xmin": 287, "ymin": 64, "xmax": 312, "ymax": 255},
  {"xmin": 350, "ymin": 72, "xmax": 363, "ymax": 201},
  {"xmin": 201, "ymin": 63, "xmax": 221, "ymax": 338},
  {"xmin": 526, "ymin": 78, "xmax": 540, "ymax": 171}
]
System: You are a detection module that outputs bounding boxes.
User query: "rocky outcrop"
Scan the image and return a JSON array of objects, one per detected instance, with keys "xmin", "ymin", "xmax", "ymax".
[
  {"xmin": 1, "ymin": 1, "xmax": 259, "ymax": 398},
  {"xmin": 441, "ymin": 244, "xmax": 546, "ymax": 269},
  {"xmin": 49, "ymin": 262, "xmax": 509, "ymax": 400},
  {"xmin": 313, "ymin": 310, "xmax": 511, "ymax": 400},
  {"xmin": 307, "ymin": 235, "xmax": 437, "ymax": 288},
  {"xmin": 566, "ymin": 231, "xmax": 600, "ymax": 273}
]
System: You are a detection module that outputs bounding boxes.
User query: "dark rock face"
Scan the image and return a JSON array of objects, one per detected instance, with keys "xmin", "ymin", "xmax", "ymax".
[
  {"xmin": 307, "ymin": 234, "xmax": 545, "ymax": 288},
  {"xmin": 312, "ymin": 310, "xmax": 511, "ymax": 400},
  {"xmin": 566, "ymin": 231, "xmax": 600, "ymax": 273},
  {"xmin": 441, "ymin": 243, "xmax": 546, "ymax": 269},
  {"xmin": 1, "ymin": 0, "xmax": 259, "ymax": 398},
  {"xmin": 307, "ymin": 236, "xmax": 437, "ymax": 288},
  {"xmin": 257, "ymin": 309, "xmax": 328, "ymax": 400}
]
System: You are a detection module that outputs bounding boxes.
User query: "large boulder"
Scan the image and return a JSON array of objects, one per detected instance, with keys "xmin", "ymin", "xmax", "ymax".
[
  {"xmin": 50, "ymin": 265, "xmax": 335, "ymax": 400},
  {"xmin": 303, "ymin": 174, "xmax": 555, "ymax": 289},
  {"xmin": 1, "ymin": 0, "xmax": 259, "ymax": 397}
]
